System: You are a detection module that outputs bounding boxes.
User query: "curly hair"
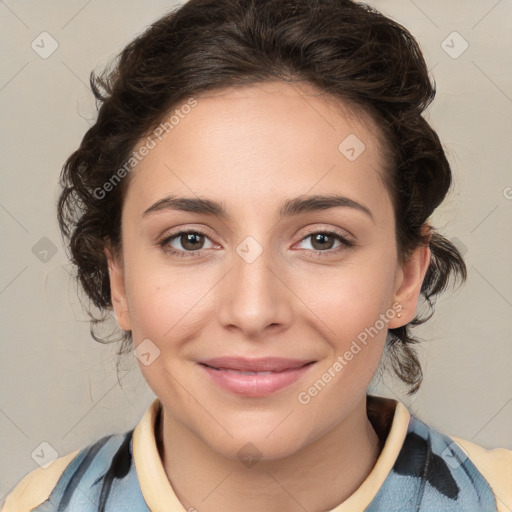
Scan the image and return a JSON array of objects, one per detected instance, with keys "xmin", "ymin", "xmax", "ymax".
[{"xmin": 57, "ymin": 0, "xmax": 466, "ymax": 394}]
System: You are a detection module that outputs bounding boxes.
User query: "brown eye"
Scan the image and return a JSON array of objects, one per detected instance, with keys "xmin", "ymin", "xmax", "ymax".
[
  {"xmin": 310, "ymin": 233, "xmax": 337, "ymax": 251},
  {"xmin": 179, "ymin": 232, "xmax": 205, "ymax": 251},
  {"xmin": 160, "ymin": 230, "xmax": 215, "ymax": 256},
  {"xmin": 296, "ymin": 230, "xmax": 354, "ymax": 257}
]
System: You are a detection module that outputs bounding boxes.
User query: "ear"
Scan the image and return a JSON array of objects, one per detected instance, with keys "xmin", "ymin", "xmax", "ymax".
[
  {"xmin": 105, "ymin": 244, "xmax": 131, "ymax": 331},
  {"xmin": 388, "ymin": 225, "xmax": 432, "ymax": 328}
]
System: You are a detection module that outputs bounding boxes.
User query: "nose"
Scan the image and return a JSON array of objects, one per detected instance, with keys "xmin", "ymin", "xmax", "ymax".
[{"xmin": 216, "ymin": 239, "xmax": 294, "ymax": 339}]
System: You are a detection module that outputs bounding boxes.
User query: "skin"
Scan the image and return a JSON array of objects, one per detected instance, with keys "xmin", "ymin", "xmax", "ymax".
[{"xmin": 106, "ymin": 81, "xmax": 431, "ymax": 512}]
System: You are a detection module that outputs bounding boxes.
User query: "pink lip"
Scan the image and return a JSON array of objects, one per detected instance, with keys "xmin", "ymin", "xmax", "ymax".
[{"xmin": 198, "ymin": 357, "xmax": 316, "ymax": 396}]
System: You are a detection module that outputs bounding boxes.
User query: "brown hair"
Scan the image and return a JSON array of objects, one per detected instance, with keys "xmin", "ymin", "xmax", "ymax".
[{"xmin": 57, "ymin": 0, "xmax": 466, "ymax": 394}]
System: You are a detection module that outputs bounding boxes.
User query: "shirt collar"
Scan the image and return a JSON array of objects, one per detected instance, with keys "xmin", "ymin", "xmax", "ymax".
[{"xmin": 132, "ymin": 395, "xmax": 411, "ymax": 512}]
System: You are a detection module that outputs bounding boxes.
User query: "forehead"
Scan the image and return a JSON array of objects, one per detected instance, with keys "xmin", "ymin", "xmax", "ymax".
[{"xmin": 123, "ymin": 81, "xmax": 391, "ymax": 223}]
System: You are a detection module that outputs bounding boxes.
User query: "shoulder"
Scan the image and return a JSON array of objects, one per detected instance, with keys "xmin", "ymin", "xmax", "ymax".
[
  {"xmin": 450, "ymin": 435, "xmax": 512, "ymax": 512},
  {"xmin": 1, "ymin": 449, "xmax": 80, "ymax": 512},
  {"xmin": 398, "ymin": 414, "xmax": 512, "ymax": 511},
  {"xmin": 1, "ymin": 431, "xmax": 133, "ymax": 512}
]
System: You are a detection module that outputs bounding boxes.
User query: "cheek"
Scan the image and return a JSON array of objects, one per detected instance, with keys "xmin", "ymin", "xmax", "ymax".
[
  {"xmin": 292, "ymin": 250, "xmax": 397, "ymax": 381},
  {"xmin": 125, "ymin": 270, "xmax": 205, "ymax": 396},
  {"xmin": 299, "ymin": 257, "xmax": 397, "ymax": 337},
  {"xmin": 292, "ymin": 272, "xmax": 392, "ymax": 416},
  {"xmin": 122, "ymin": 245, "xmax": 223, "ymax": 357},
  {"xmin": 126, "ymin": 272, "xmax": 200, "ymax": 344}
]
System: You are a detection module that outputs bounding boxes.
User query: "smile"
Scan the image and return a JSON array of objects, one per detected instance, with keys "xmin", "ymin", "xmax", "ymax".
[{"xmin": 198, "ymin": 359, "xmax": 316, "ymax": 396}]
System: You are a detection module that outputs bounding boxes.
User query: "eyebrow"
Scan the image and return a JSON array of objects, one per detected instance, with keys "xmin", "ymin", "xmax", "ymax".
[{"xmin": 142, "ymin": 194, "xmax": 374, "ymax": 223}]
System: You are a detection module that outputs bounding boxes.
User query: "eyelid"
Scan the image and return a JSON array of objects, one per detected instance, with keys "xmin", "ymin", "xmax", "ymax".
[{"xmin": 298, "ymin": 225, "xmax": 353, "ymax": 241}]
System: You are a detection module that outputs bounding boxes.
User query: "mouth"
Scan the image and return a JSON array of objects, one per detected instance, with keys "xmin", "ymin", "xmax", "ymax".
[
  {"xmin": 201, "ymin": 366, "xmax": 290, "ymax": 375},
  {"xmin": 198, "ymin": 357, "xmax": 316, "ymax": 396},
  {"xmin": 199, "ymin": 356, "xmax": 315, "ymax": 373}
]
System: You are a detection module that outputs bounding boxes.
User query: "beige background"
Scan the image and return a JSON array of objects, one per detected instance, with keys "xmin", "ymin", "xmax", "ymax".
[{"xmin": 1, "ymin": 0, "xmax": 511, "ymax": 501}]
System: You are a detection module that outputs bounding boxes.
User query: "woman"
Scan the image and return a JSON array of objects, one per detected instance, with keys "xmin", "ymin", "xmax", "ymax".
[{"xmin": 3, "ymin": 0, "xmax": 511, "ymax": 510}]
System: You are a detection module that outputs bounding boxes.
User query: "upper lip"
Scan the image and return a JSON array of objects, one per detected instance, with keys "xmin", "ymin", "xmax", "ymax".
[{"xmin": 199, "ymin": 357, "xmax": 315, "ymax": 372}]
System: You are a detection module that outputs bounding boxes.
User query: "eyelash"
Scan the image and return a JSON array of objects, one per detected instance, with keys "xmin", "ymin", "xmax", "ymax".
[{"xmin": 158, "ymin": 228, "xmax": 354, "ymax": 258}]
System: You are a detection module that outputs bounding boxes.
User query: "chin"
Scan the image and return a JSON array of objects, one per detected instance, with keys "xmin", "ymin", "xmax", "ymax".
[{"xmin": 201, "ymin": 421, "xmax": 310, "ymax": 465}]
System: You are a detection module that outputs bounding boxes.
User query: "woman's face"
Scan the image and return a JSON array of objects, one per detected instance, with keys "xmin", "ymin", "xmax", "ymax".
[{"xmin": 107, "ymin": 81, "xmax": 425, "ymax": 461}]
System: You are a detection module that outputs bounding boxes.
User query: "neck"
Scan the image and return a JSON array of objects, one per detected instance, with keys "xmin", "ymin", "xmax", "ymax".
[{"xmin": 156, "ymin": 396, "xmax": 383, "ymax": 512}]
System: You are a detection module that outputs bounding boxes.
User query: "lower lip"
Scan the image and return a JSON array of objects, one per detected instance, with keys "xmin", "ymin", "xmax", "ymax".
[{"xmin": 199, "ymin": 363, "xmax": 315, "ymax": 396}]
